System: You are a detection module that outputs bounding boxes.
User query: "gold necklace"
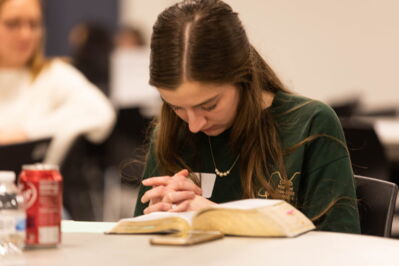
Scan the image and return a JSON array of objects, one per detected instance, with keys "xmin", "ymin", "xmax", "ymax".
[{"xmin": 208, "ymin": 136, "xmax": 240, "ymax": 177}]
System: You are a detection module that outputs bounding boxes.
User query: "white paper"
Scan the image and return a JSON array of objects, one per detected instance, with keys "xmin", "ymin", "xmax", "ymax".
[
  {"xmin": 219, "ymin": 199, "xmax": 281, "ymax": 210},
  {"xmin": 195, "ymin": 172, "xmax": 217, "ymax": 198},
  {"xmin": 121, "ymin": 211, "xmax": 195, "ymax": 224}
]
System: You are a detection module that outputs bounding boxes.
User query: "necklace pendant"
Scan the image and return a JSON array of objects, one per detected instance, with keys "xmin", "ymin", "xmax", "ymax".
[
  {"xmin": 215, "ymin": 168, "xmax": 230, "ymax": 177},
  {"xmin": 209, "ymin": 136, "xmax": 239, "ymax": 178},
  {"xmin": 215, "ymin": 168, "xmax": 221, "ymax": 176}
]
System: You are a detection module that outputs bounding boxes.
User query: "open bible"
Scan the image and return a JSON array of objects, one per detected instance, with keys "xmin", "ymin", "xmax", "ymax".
[{"xmin": 108, "ymin": 199, "xmax": 315, "ymax": 237}]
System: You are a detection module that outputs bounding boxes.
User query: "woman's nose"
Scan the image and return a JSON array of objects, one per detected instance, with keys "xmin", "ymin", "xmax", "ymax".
[
  {"xmin": 19, "ymin": 25, "xmax": 34, "ymax": 39},
  {"xmin": 187, "ymin": 110, "xmax": 206, "ymax": 133}
]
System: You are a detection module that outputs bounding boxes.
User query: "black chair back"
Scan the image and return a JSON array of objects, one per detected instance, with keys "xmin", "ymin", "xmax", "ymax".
[
  {"xmin": 355, "ymin": 175, "xmax": 398, "ymax": 237},
  {"xmin": 60, "ymin": 135, "xmax": 107, "ymax": 221},
  {"xmin": 0, "ymin": 137, "xmax": 52, "ymax": 177},
  {"xmin": 331, "ymin": 98, "xmax": 360, "ymax": 118},
  {"xmin": 103, "ymin": 107, "xmax": 151, "ymax": 176},
  {"xmin": 341, "ymin": 119, "xmax": 390, "ymax": 181}
]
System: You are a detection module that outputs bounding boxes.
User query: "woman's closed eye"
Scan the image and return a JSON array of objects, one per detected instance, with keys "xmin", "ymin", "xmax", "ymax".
[
  {"xmin": 168, "ymin": 102, "xmax": 217, "ymax": 112},
  {"xmin": 3, "ymin": 19, "xmax": 42, "ymax": 31},
  {"xmin": 4, "ymin": 19, "xmax": 20, "ymax": 30},
  {"xmin": 200, "ymin": 103, "xmax": 217, "ymax": 111}
]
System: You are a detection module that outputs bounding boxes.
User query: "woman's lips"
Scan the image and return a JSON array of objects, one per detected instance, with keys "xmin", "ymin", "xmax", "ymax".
[{"xmin": 202, "ymin": 126, "xmax": 218, "ymax": 133}]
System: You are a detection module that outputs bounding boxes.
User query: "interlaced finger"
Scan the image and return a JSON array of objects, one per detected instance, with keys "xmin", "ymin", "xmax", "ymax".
[
  {"xmin": 168, "ymin": 200, "xmax": 191, "ymax": 212},
  {"xmin": 142, "ymin": 176, "xmax": 171, "ymax": 187},
  {"xmin": 143, "ymin": 202, "xmax": 172, "ymax": 214},
  {"xmin": 167, "ymin": 178, "xmax": 202, "ymax": 195},
  {"xmin": 162, "ymin": 191, "xmax": 196, "ymax": 204},
  {"xmin": 142, "ymin": 169, "xmax": 189, "ymax": 187},
  {"xmin": 141, "ymin": 185, "xmax": 168, "ymax": 204}
]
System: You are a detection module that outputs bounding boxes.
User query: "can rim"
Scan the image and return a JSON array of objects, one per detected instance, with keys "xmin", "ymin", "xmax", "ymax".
[{"xmin": 22, "ymin": 163, "xmax": 59, "ymax": 171}]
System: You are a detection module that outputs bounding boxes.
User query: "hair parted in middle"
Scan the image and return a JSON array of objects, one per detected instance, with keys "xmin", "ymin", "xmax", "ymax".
[{"xmin": 149, "ymin": 0, "xmax": 290, "ymax": 200}]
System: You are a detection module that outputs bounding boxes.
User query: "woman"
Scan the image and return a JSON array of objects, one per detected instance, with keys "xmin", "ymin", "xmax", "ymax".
[
  {"xmin": 114, "ymin": 25, "xmax": 146, "ymax": 49},
  {"xmin": 0, "ymin": 0, "xmax": 115, "ymax": 164},
  {"xmin": 134, "ymin": 0, "xmax": 360, "ymax": 233}
]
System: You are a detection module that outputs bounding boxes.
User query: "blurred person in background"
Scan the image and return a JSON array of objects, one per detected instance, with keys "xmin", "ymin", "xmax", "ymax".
[
  {"xmin": 69, "ymin": 22, "xmax": 113, "ymax": 96},
  {"xmin": 0, "ymin": 0, "xmax": 116, "ymax": 165},
  {"xmin": 114, "ymin": 25, "xmax": 146, "ymax": 49}
]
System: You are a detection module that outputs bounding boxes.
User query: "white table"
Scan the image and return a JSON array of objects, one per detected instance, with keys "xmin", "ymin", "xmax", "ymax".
[
  {"xmin": 20, "ymin": 221, "xmax": 399, "ymax": 266},
  {"xmin": 343, "ymin": 116, "xmax": 399, "ymax": 161},
  {"xmin": 374, "ymin": 119, "xmax": 399, "ymax": 160}
]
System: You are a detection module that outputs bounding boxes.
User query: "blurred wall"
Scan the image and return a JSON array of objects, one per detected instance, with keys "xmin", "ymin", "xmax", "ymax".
[{"xmin": 120, "ymin": 0, "xmax": 399, "ymax": 110}]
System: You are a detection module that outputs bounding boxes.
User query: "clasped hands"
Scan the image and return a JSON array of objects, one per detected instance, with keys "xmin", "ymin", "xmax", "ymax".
[{"xmin": 141, "ymin": 169, "xmax": 217, "ymax": 214}]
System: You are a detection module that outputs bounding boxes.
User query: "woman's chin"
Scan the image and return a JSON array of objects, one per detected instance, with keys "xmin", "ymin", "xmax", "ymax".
[
  {"xmin": 3, "ymin": 55, "xmax": 31, "ymax": 68},
  {"xmin": 203, "ymin": 127, "xmax": 223, "ymax": 136}
]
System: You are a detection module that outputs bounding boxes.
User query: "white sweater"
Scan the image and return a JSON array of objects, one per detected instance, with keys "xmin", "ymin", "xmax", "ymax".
[{"xmin": 0, "ymin": 59, "xmax": 116, "ymax": 164}]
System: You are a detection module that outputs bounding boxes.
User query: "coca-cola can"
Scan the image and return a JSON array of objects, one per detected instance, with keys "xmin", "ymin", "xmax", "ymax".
[{"xmin": 19, "ymin": 164, "xmax": 62, "ymax": 247}]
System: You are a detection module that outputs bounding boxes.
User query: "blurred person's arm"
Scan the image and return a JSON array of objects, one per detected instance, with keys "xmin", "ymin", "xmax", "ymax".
[
  {"xmin": 23, "ymin": 59, "xmax": 116, "ymax": 164},
  {"xmin": 0, "ymin": 127, "xmax": 28, "ymax": 145}
]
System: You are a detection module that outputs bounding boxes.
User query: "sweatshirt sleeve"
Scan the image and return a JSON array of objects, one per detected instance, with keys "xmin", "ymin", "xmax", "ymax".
[
  {"xmin": 24, "ymin": 60, "xmax": 116, "ymax": 164},
  {"xmin": 25, "ymin": 60, "xmax": 116, "ymax": 142},
  {"xmin": 298, "ymin": 104, "xmax": 361, "ymax": 233}
]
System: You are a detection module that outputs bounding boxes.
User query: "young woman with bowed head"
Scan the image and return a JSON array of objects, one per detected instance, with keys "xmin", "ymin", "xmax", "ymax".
[
  {"xmin": 134, "ymin": 0, "xmax": 360, "ymax": 233},
  {"xmin": 0, "ymin": 0, "xmax": 115, "ymax": 164}
]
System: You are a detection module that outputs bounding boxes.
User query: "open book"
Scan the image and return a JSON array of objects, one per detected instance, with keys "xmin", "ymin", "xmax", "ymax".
[{"xmin": 108, "ymin": 199, "xmax": 315, "ymax": 237}]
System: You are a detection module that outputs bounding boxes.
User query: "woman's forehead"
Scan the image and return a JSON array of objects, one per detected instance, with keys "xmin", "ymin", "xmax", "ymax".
[
  {"xmin": 158, "ymin": 81, "xmax": 234, "ymax": 107},
  {"xmin": 0, "ymin": 0, "xmax": 42, "ymax": 19}
]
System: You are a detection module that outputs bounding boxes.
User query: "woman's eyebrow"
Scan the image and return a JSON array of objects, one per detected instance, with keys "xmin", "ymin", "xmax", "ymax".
[
  {"xmin": 161, "ymin": 95, "xmax": 220, "ymax": 108},
  {"xmin": 192, "ymin": 95, "xmax": 219, "ymax": 108}
]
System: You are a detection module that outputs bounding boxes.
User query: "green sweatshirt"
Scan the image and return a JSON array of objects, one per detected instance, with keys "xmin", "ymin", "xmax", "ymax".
[{"xmin": 134, "ymin": 91, "xmax": 361, "ymax": 234}]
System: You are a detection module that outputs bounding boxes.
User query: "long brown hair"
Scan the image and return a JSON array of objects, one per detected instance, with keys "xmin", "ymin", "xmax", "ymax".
[
  {"xmin": 150, "ymin": 0, "xmax": 289, "ymax": 199},
  {"xmin": 0, "ymin": 0, "xmax": 48, "ymax": 79}
]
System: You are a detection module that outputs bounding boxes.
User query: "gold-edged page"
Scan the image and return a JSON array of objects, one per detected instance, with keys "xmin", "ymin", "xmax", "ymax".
[
  {"xmin": 107, "ymin": 211, "xmax": 195, "ymax": 234},
  {"xmin": 191, "ymin": 199, "xmax": 315, "ymax": 237}
]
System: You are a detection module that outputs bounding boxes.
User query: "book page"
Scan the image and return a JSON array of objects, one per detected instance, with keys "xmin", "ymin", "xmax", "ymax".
[
  {"xmin": 193, "ymin": 199, "xmax": 315, "ymax": 237},
  {"xmin": 120, "ymin": 211, "xmax": 196, "ymax": 224},
  {"xmin": 218, "ymin": 199, "xmax": 282, "ymax": 210}
]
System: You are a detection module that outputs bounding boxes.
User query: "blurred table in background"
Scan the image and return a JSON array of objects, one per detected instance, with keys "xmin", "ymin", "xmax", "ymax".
[
  {"xmin": 374, "ymin": 119, "xmax": 399, "ymax": 161},
  {"xmin": 345, "ymin": 116, "xmax": 399, "ymax": 161}
]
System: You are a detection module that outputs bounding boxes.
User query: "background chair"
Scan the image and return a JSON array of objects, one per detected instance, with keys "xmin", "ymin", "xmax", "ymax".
[
  {"xmin": 61, "ymin": 108, "xmax": 152, "ymax": 221},
  {"xmin": 330, "ymin": 98, "xmax": 360, "ymax": 118},
  {"xmin": 354, "ymin": 175, "xmax": 398, "ymax": 237},
  {"xmin": 341, "ymin": 118, "xmax": 391, "ymax": 181},
  {"xmin": 101, "ymin": 107, "xmax": 152, "ymax": 220},
  {"xmin": 104, "ymin": 107, "xmax": 151, "ymax": 172},
  {"xmin": 0, "ymin": 137, "xmax": 52, "ymax": 177},
  {"xmin": 60, "ymin": 135, "xmax": 105, "ymax": 221}
]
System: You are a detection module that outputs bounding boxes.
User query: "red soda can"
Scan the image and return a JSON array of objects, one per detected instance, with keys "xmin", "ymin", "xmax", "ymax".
[{"xmin": 19, "ymin": 164, "xmax": 62, "ymax": 247}]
